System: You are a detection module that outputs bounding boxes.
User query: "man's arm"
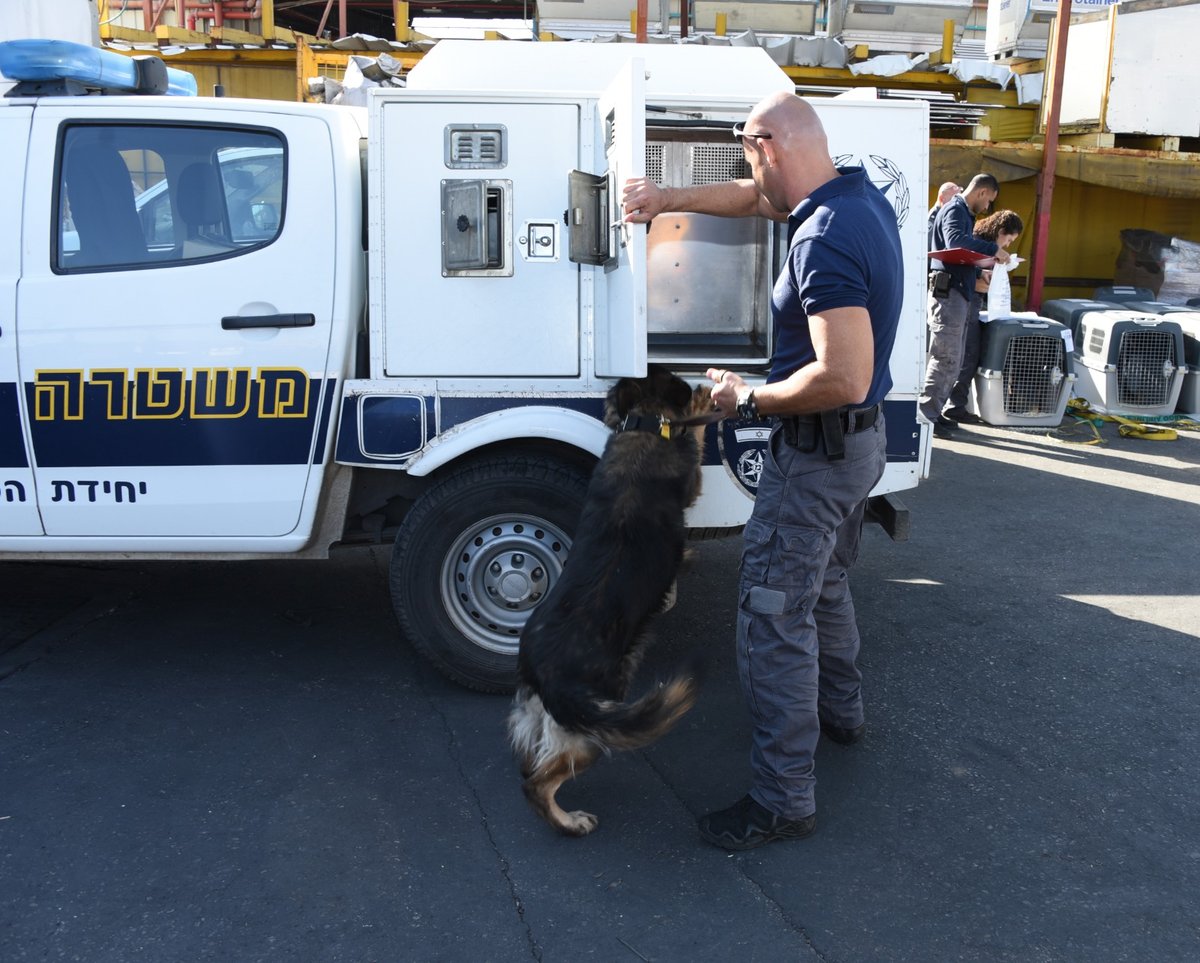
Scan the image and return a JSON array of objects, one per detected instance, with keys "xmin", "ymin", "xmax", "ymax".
[
  {"xmin": 709, "ymin": 307, "xmax": 875, "ymax": 416},
  {"xmin": 622, "ymin": 177, "xmax": 786, "ymax": 223}
]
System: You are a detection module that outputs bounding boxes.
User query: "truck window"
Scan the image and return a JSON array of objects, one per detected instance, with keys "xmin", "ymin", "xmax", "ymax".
[{"xmin": 55, "ymin": 124, "xmax": 286, "ymax": 273}]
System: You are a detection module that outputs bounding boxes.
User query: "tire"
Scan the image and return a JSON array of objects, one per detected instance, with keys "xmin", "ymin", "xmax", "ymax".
[{"xmin": 390, "ymin": 455, "xmax": 591, "ymax": 693}]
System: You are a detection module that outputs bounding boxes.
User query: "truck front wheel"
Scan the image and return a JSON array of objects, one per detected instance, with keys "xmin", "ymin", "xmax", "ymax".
[{"xmin": 389, "ymin": 456, "xmax": 591, "ymax": 693}]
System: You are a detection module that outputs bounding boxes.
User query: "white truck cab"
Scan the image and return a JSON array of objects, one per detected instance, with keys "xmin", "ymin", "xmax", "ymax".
[{"xmin": 0, "ymin": 39, "xmax": 930, "ymax": 690}]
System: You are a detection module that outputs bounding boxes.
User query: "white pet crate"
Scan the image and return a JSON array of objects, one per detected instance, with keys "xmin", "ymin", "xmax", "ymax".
[
  {"xmin": 1163, "ymin": 311, "xmax": 1200, "ymax": 413},
  {"xmin": 1073, "ymin": 312, "xmax": 1186, "ymax": 416},
  {"xmin": 1040, "ymin": 298, "xmax": 1122, "ymax": 340},
  {"xmin": 974, "ymin": 315, "xmax": 1075, "ymax": 426}
]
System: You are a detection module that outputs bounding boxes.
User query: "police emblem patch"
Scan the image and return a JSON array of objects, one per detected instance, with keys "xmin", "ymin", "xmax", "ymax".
[{"xmin": 718, "ymin": 421, "xmax": 771, "ymax": 495}]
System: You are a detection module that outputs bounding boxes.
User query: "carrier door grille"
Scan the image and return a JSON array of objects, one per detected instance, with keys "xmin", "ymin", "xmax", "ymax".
[
  {"xmin": 645, "ymin": 143, "xmax": 664, "ymax": 184},
  {"xmin": 645, "ymin": 141, "xmax": 749, "ymax": 186},
  {"xmin": 689, "ymin": 144, "xmax": 750, "ymax": 185},
  {"xmin": 1116, "ymin": 329, "xmax": 1176, "ymax": 407},
  {"xmin": 1002, "ymin": 334, "xmax": 1066, "ymax": 414}
]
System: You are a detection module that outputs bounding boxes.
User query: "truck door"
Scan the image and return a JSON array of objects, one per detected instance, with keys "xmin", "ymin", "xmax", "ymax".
[
  {"xmin": 15, "ymin": 106, "xmax": 338, "ymax": 540},
  {"xmin": 593, "ymin": 60, "xmax": 648, "ymax": 379},
  {"xmin": 375, "ymin": 96, "xmax": 581, "ymax": 378},
  {"xmin": 0, "ymin": 106, "xmax": 42, "ymax": 536}
]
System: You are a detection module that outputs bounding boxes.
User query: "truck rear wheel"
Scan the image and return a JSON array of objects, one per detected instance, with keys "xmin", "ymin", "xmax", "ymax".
[{"xmin": 390, "ymin": 456, "xmax": 591, "ymax": 693}]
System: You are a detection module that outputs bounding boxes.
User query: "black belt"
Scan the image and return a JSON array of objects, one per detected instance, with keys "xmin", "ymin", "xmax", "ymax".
[
  {"xmin": 779, "ymin": 404, "xmax": 880, "ymax": 459},
  {"xmin": 780, "ymin": 404, "xmax": 879, "ymax": 437}
]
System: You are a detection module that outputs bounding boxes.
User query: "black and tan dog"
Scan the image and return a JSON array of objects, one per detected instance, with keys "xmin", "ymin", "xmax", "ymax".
[{"xmin": 507, "ymin": 366, "xmax": 712, "ymax": 836}]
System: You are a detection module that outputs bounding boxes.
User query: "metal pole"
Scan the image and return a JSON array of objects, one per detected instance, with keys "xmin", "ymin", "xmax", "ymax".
[
  {"xmin": 636, "ymin": 0, "xmax": 648, "ymax": 42},
  {"xmin": 1025, "ymin": 0, "xmax": 1073, "ymax": 312},
  {"xmin": 316, "ymin": 0, "xmax": 334, "ymax": 37}
]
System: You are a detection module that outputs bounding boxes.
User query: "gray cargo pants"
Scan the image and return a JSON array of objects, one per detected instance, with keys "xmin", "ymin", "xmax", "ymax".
[
  {"xmin": 737, "ymin": 414, "xmax": 887, "ymax": 820},
  {"xmin": 920, "ymin": 286, "xmax": 971, "ymax": 422},
  {"xmin": 947, "ymin": 292, "xmax": 982, "ymax": 413}
]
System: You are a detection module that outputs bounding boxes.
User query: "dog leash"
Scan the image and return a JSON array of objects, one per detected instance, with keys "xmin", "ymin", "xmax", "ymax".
[{"xmin": 619, "ymin": 407, "xmax": 727, "ymax": 440}]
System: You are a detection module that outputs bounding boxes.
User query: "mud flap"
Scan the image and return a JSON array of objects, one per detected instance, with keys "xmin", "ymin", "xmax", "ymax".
[{"xmin": 866, "ymin": 493, "xmax": 910, "ymax": 542}]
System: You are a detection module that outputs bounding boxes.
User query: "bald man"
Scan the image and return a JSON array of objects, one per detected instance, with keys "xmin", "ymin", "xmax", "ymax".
[
  {"xmin": 928, "ymin": 181, "xmax": 961, "ymax": 246},
  {"xmin": 623, "ymin": 92, "xmax": 903, "ymax": 851}
]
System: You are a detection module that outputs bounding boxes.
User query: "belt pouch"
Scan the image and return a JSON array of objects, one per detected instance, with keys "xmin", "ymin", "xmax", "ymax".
[
  {"xmin": 820, "ymin": 409, "xmax": 846, "ymax": 461},
  {"xmin": 783, "ymin": 417, "xmax": 820, "ymax": 452}
]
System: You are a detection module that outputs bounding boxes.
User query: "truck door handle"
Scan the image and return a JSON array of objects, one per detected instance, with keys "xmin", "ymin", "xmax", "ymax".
[{"xmin": 221, "ymin": 313, "xmax": 316, "ymax": 330}]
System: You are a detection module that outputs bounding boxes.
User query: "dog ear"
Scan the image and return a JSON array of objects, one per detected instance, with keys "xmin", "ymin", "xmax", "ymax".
[
  {"xmin": 663, "ymin": 373, "xmax": 694, "ymax": 413},
  {"xmin": 605, "ymin": 377, "xmax": 643, "ymax": 426},
  {"xmin": 688, "ymin": 383, "xmax": 713, "ymax": 416}
]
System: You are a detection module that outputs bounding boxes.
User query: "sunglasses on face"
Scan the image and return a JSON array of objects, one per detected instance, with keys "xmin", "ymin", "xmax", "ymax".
[{"xmin": 732, "ymin": 122, "xmax": 772, "ymax": 146}]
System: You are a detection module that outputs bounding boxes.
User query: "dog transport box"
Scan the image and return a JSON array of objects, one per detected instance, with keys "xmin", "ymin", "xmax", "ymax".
[
  {"xmin": 1041, "ymin": 298, "xmax": 1125, "ymax": 339},
  {"xmin": 1072, "ymin": 311, "xmax": 1187, "ymax": 415},
  {"xmin": 1093, "ymin": 285, "xmax": 1155, "ymax": 303},
  {"xmin": 973, "ymin": 314, "xmax": 1075, "ymax": 426},
  {"xmin": 1160, "ymin": 311, "xmax": 1200, "ymax": 412},
  {"xmin": 1100, "ymin": 300, "xmax": 1191, "ymax": 317}
]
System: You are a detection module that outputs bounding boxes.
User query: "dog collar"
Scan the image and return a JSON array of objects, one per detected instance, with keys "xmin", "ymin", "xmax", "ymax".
[{"xmin": 618, "ymin": 413, "xmax": 684, "ymax": 440}]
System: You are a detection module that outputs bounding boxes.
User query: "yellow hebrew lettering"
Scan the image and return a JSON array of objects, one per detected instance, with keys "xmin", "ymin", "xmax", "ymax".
[
  {"xmin": 88, "ymin": 369, "xmax": 130, "ymax": 420},
  {"xmin": 191, "ymin": 368, "xmax": 252, "ymax": 419},
  {"xmin": 132, "ymin": 369, "xmax": 186, "ymax": 420},
  {"xmin": 257, "ymin": 368, "xmax": 310, "ymax": 419},
  {"xmin": 33, "ymin": 370, "xmax": 85, "ymax": 421}
]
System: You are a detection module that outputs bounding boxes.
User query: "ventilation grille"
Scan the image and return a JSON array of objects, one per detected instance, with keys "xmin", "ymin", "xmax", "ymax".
[
  {"xmin": 645, "ymin": 143, "xmax": 664, "ymax": 184},
  {"xmin": 1001, "ymin": 335, "xmax": 1067, "ymax": 415},
  {"xmin": 1116, "ymin": 329, "xmax": 1177, "ymax": 407},
  {"xmin": 690, "ymin": 144, "xmax": 749, "ymax": 185},
  {"xmin": 445, "ymin": 126, "xmax": 506, "ymax": 169}
]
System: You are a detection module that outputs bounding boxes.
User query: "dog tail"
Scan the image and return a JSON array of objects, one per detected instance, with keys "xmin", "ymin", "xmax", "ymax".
[{"xmin": 554, "ymin": 658, "xmax": 703, "ymax": 753}]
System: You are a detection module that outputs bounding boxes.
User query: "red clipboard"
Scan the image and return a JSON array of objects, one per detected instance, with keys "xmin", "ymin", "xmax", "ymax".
[{"xmin": 929, "ymin": 247, "xmax": 996, "ymax": 268}]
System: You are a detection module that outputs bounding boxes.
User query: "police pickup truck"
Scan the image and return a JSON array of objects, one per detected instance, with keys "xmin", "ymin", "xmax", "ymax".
[{"xmin": 1, "ymin": 38, "xmax": 931, "ymax": 691}]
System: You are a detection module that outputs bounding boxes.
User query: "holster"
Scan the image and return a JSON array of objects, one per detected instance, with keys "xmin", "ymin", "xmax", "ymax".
[
  {"xmin": 819, "ymin": 408, "xmax": 846, "ymax": 461},
  {"xmin": 930, "ymin": 269, "xmax": 951, "ymax": 299},
  {"xmin": 781, "ymin": 416, "xmax": 819, "ymax": 452},
  {"xmin": 780, "ymin": 410, "xmax": 847, "ymax": 460}
]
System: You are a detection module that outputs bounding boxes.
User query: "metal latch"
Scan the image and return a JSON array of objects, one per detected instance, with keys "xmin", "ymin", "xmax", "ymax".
[{"xmin": 520, "ymin": 221, "xmax": 558, "ymax": 262}]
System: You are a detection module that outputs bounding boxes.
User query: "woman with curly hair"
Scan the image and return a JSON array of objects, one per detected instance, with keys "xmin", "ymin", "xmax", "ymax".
[{"xmin": 943, "ymin": 209, "xmax": 1024, "ymax": 424}]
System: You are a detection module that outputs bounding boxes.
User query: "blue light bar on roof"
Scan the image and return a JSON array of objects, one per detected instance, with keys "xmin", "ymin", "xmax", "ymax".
[{"xmin": 0, "ymin": 39, "xmax": 197, "ymax": 96}]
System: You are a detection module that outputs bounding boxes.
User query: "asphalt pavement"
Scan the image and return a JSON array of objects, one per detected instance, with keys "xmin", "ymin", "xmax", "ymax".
[{"xmin": 2, "ymin": 419, "xmax": 1198, "ymax": 962}]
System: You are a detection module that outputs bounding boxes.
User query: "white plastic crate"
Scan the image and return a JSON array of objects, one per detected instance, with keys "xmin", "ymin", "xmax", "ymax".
[
  {"xmin": 1073, "ymin": 312, "xmax": 1186, "ymax": 416},
  {"xmin": 974, "ymin": 315, "xmax": 1075, "ymax": 426},
  {"xmin": 1166, "ymin": 310, "xmax": 1200, "ymax": 413}
]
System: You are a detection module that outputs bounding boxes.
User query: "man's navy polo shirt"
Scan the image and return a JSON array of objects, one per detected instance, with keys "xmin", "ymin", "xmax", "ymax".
[
  {"xmin": 930, "ymin": 193, "xmax": 999, "ymax": 300},
  {"xmin": 769, "ymin": 166, "xmax": 903, "ymax": 410}
]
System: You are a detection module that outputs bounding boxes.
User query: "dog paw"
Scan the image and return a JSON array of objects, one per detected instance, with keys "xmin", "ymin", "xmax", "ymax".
[{"xmin": 561, "ymin": 810, "xmax": 599, "ymax": 837}]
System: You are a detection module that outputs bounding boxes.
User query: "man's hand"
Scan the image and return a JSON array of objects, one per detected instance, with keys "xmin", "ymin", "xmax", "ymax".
[
  {"xmin": 706, "ymin": 367, "xmax": 747, "ymax": 415},
  {"xmin": 622, "ymin": 177, "xmax": 666, "ymax": 224}
]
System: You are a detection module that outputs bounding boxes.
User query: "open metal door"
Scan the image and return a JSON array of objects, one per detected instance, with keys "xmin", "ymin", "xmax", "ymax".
[{"xmin": 593, "ymin": 59, "xmax": 647, "ymax": 378}]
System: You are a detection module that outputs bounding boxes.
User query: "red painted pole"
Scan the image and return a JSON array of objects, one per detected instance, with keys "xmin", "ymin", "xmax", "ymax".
[
  {"xmin": 636, "ymin": 0, "xmax": 648, "ymax": 42},
  {"xmin": 1026, "ymin": 0, "xmax": 1074, "ymax": 312}
]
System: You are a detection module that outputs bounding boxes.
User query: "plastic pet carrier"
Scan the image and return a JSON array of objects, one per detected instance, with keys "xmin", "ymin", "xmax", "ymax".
[
  {"xmin": 1040, "ymin": 298, "xmax": 1122, "ymax": 340},
  {"xmin": 1073, "ymin": 312, "xmax": 1186, "ymax": 415},
  {"xmin": 1093, "ymin": 285, "xmax": 1155, "ymax": 303},
  {"xmin": 1099, "ymin": 299, "xmax": 1191, "ymax": 316},
  {"xmin": 1163, "ymin": 310, "xmax": 1200, "ymax": 412},
  {"xmin": 974, "ymin": 316, "xmax": 1075, "ymax": 426}
]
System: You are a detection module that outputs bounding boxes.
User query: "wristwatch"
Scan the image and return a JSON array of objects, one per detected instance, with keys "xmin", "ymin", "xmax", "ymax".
[{"xmin": 736, "ymin": 389, "xmax": 760, "ymax": 421}]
